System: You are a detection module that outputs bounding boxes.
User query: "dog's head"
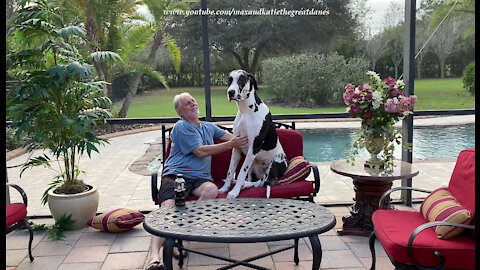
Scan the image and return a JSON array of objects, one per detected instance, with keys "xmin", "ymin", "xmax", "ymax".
[{"xmin": 227, "ymin": 70, "xmax": 258, "ymax": 102}]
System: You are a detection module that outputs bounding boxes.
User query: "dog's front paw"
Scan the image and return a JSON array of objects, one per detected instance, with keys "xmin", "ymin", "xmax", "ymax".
[
  {"xmin": 218, "ymin": 183, "xmax": 230, "ymax": 194},
  {"xmin": 227, "ymin": 189, "xmax": 240, "ymax": 199}
]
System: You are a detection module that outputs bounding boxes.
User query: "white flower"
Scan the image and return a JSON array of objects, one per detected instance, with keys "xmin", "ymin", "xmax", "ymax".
[
  {"xmin": 395, "ymin": 80, "xmax": 405, "ymax": 89},
  {"xmin": 371, "ymin": 91, "xmax": 383, "ymax": 109},
  {"xmin": 366, "ymin": 71, "xmax": 381, "ymax": 82}
]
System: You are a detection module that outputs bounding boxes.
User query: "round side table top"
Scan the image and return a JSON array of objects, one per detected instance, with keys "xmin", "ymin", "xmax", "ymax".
[{"xmin": 330, "ymin": 159, "xmax": 419, "ymax": 181}]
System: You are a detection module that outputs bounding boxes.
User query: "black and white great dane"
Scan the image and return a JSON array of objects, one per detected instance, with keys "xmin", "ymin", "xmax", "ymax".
[{"xmin": 218, "ymin": 70, "xmax": 288, "ymax": 199}]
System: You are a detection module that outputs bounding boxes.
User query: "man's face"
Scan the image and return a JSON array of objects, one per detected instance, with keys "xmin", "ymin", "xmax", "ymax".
[{"xmin": 179, "ymin": 95, "xmax": 199, "ymax": 120}]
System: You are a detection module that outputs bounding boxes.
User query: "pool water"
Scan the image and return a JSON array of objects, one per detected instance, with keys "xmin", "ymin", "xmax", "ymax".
[{"xmin": 300, "ymin": 124, "xmax": 475, "ymax": 162}]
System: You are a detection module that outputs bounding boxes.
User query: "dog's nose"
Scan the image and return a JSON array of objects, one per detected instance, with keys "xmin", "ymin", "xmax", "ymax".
[{"xmin": 228, "ymin": 90, "xmax": 235, "ymax": 98}]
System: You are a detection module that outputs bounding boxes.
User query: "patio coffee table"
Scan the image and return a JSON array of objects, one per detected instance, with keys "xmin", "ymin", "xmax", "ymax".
[{"xmin": 143, "ymin": 198, "xmax": 336, "ymax": 270}]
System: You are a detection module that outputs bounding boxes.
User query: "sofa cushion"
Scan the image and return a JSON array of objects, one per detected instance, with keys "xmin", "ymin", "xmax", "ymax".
[
  {"xmin": 448, "ymin": 148, "xmax": 475, "ymax": 217},
  {"xmin": 183, "ymin": 180, "xmax": 314, "ymax": 201},
  {"xmin": 277, "ymin": 156, "xmax": 312, "ymax": 185},
  {"xmin": 86, "ymin": 208, "xmax": 145, "ymax": 233},
  {"xmin": 6, "ymin": 203, "xmax": 27, "ymax": 229},
  {"xmin": 373, "ymin": 209, "xmax": 475, "ymax": 269},
  {"xmin": 420, "ymin": 187, "xmax": 473, "ymax": 239}
]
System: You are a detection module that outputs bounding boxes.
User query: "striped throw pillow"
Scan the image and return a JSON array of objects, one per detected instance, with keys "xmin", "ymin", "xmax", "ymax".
[
  {"xmin": 86, "ymin": 208, "xmax": 145, "ymax": 233},
  {"xmin": 420, "ymin": 187, "xmax": 473, "ymax": 239},
  {"xmin": 277, "ymin": 156, "xmax": 312, "ymax": 185}
]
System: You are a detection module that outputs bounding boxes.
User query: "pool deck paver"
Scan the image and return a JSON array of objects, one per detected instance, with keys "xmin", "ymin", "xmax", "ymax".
[{"xmin": 6, "ymin": 115, "xmax": 474, "ymax": 270}]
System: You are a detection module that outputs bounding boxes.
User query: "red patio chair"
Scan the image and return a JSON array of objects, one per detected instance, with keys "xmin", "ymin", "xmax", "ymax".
[
  {"xmin": 6, "ymin": 183, "xmax": 34, "ymax": 262},
  {"xmin": 369, "ymin": 148, "xmax": 475, "ymax": 269}
]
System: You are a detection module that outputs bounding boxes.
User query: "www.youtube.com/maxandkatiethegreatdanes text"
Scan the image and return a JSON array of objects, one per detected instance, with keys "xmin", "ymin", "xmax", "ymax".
[{"xmin": 164, "ymin": 8, "xmax": 330, "ymax": 18}]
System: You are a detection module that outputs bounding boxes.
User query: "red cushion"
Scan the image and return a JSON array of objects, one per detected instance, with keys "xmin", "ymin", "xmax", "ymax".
[
  {"xmin": 373, "ymin": 210, "xmax": 475, "ymax": 269},
  {"xmin": 182, "ymin": 180, "xmax": 314, "ymax": 201},
  {"xmin": 448, "ymin": 148, "xmax": 475, "ymax": 215},
  {"xmin": 6, "ymin": 203, "xmax": 27, "ymax": 229},
  {"xmin": 276, "ymin": 129, "xmax": 304, "ymax": 160},
  {"xmin": 86, "ymin": 208, "xmax": 145, "ymax": 233}
]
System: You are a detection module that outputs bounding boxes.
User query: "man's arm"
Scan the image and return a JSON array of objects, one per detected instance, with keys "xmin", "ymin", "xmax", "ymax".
[{"xmin": 192, "ymin": 133, "xmax": 247, "ymax": 158}]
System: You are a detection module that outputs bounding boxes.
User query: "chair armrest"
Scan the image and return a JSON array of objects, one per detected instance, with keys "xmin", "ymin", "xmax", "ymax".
[
  {"xmin": 311, "ymin": 164, "xmax": 320, "ymax": 196},
  {"xmin": 151, "ymin": 172, "xmax": 159, "ymax": 205},
  {"xmin": 407, "ymin": 221, "xmax": 475, "ymax": 270},
  {"xmin": 6, "ymin": 183, "xmax": 28, "ymax": 207},
  {"xmin": 378, "ymin": 186, "xmax": 432, "ymax": 209}
]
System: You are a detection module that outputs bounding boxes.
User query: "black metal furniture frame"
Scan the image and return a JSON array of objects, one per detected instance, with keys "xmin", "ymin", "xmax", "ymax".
[
  {"xmin": 6, "ymin": 183, "xmax": 34, "ymax": 262},
  {"xmin": 144, "ymin": 198, "xmax": 336, "ymax": 270}
]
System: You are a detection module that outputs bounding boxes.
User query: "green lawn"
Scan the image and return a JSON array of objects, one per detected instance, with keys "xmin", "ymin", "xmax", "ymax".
[{"xmin": 113, "ymin": 78, "xmax": 474, "ymax": 118}]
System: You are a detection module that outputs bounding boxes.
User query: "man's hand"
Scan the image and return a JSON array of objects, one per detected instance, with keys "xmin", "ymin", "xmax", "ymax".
[{"xmin": 230, "ymin": 135, "xmax": 248, "ymax": 149}]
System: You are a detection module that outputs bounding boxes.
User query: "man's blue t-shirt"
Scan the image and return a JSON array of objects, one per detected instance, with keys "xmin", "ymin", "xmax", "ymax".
[{"xmin": 162, "ymin": 119, "xmax": 227, "ymax": 180}]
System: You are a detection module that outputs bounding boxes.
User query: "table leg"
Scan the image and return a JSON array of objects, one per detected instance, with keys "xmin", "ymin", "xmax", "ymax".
[
  {"xmin": 294, "ymin": 238, "xmax": 299, "ymax": 265},
  {"xmin": 309, "ymin": 235, "xmax": 322, "ymax": 270},
  {"xmin": 163, "ymin": 238, "xmax": 174, "ymax": 270},
  {"xmin": 337, "ymin": 179, "xmax": 393, "ymax": 237},
  {"xmin": 178, "ymin": 240, "xmax": 184, "ymax": 268}
]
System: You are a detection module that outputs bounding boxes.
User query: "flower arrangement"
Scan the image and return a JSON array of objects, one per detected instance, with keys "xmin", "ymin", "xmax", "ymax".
[{"xmin": 343, "ymin": 71, "xmax": 417, "ymax": 171}]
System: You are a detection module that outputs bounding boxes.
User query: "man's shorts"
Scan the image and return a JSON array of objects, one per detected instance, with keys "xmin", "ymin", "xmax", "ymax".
[{"xmin": 158, "ymin": 174, "xmax": 213, "ymax": 205}]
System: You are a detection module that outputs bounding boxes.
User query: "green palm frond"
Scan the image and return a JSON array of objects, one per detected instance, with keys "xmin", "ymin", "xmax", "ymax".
[
  {"xmin": 56, "ymin": 26, "xmax": 87, "ymax": 40},
  {"xmin": 130, "ymin": 63, "xmax": 169, "ymax": 90},
  {"xmin": 163, "ymin": 34, "xmax": 181, "ymax": 73},
  {"xmin": 121, "ymin": 23, "xmax": 157, "ymax": 60},
  {"xmin": 90, "ymin": 51, "xmax": 122, "ymax": 63},
  {"xmin": 66, "ymin": 61, "xmax": 93, "ymax": 81}
]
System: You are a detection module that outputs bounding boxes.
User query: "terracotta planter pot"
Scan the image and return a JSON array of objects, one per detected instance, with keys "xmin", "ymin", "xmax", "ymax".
[{"xmin": 47, "ymin": 185, "xmax": 99, "ymax": 230}]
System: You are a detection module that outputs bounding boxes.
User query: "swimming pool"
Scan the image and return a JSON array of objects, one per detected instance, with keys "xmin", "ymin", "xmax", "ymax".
[{"xmin": 300, "ymin": 124, "xmax": 475, "ymax": 162}]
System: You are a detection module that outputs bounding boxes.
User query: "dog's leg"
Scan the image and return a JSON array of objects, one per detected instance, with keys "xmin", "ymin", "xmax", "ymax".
[
  {"xmin": 218, "ymin": 148, "xmax": 242, "ymax": 194},
  {"xmin": 227, "ymin": 150, "xmax": 256, "ymax": 198}
]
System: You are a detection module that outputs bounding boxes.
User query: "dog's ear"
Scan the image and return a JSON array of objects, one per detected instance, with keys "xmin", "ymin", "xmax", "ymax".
[{"xmin": 247, "ymin": 73, "xmax": 258, "ymax": 90}]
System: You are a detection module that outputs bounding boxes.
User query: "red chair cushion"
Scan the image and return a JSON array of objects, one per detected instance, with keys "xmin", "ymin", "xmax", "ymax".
[
  {"xmin": 373, "ymin": 209, "xmax": 475, "ymax": 269},
  {"xmin": 448, "ymin": 148, "xmax": 475, "ymax": 215},
  {"xmin": 182, "ymin": 180, "xmax": 314, "ymax": 201},
  {"xmin": 6, "ymin": 203, "xmax": 27, "ymax": 229}
]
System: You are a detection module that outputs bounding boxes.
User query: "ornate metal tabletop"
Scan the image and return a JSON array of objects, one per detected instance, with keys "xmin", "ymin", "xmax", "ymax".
[{"xmin": 144, "ymin": 198, "xmax": 336, "ymax": 243}]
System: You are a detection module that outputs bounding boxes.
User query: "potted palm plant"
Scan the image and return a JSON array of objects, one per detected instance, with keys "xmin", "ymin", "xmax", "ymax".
[{"xmin": 7, "ymin": 0, "xmax": 117, "ymax": 229}]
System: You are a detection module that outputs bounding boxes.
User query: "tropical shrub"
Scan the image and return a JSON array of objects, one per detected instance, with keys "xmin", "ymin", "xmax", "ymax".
[
  {"xmin": 262, "ymin": 53, "xmax": 369, "ymax": 106},
  {"xmin": 7, "ymin": 0, "xmax": 115, "ymax": 204},
  {"xmin": 462, "ymin": 61, "xmax": 475, "ymax": 95}
]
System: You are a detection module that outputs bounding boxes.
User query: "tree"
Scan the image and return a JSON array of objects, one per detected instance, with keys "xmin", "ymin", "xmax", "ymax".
[
  {"xmin": 383, "ymin": 24, "xmax": 404, "ymax": 79},
  {"xmin": 429, "ymin": 19, "xmax": 463, "ymax": 78},
  {"xmin": 414, "ymin": 19, "xmax": 430, "ymax": 79},
  {"xmin": 116, "ymin": 0, "xmax": 188, "ymax": 118},
  {"xmin": 169, "ymin": 0, "xmax": 358, "ymax": 76},
  {"xmin": 429, "ymin": 0, "xmax": 475, "ymax": 39},
  {"xmin": 362, "ymin": 34, "xmax": 388, "ymax": 72}
]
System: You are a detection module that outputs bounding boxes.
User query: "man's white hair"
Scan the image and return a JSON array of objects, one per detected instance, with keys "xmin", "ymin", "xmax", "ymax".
[{"xmin": 173, "ymin": 92, "xmax": 192, "ymax": 116}]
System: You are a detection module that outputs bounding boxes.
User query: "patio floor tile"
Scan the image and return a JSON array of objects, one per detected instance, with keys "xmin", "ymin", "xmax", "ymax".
[
  {"xmin": 186, "ymin": 247, "xmax": 230, "ymax": 266},
  {"xmin": 270, "ymin": 244, "xmax": 312, "ymax": 262},
  {"xmin": 320, "ymin": 250, "xmax": 364, "ymax": 269},
  {"xmin": 32, "ymin": 240, "xmax": 76, "ymax": 256},
  {"xmin": 57, "ymin": 262, "xmax": 103, "ymax": 270},
  {"xmin": 15, "ymin": 255, "xmax": 65, "ymax": 270},
  {"xmin": 100, "ymin": 251, "xmax": 148, "ymax": 270},
  {"xmin": 109, "ymin": 235, "xmax": 151, "ymax": 253},
  {"xmin": 63, "ymin": 246, "xmax": 111, "ymax": 263},
  {"xmin": 75, "ymin": 232, "xmax": 117, "ymax": 247}
]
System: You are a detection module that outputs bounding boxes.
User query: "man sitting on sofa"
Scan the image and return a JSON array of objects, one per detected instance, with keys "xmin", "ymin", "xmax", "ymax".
[{"xmin": 145, "ymin": 92, "xmax": 248, "ymax": 270}]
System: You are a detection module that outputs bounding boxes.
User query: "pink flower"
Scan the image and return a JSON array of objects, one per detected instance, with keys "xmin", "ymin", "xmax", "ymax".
[
  {"xmin": 384, "ymin": 76, "xmax": 396, "ymax": 88},
  {"xmin": 349, "ymin": 103, "xmax": 362, "ymax": 115},
  {"xmin": 362, "ymin": 83, "xmax": 371, "ymax": 92},
  {"xmin": 385, "ymin": 97, "xmax": 401, "ymax": 113},
  {"xmin": 343, "ymin": 83, "xmax": 356, "ymax": 105},
  {"xmin": 363, "ymin": 110, "xmax": 373, "ymax": 119}
]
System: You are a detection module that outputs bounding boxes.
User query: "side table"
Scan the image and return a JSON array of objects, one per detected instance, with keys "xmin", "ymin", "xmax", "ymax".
[
  {"xmin": 330, "ymin": 159, "xmax": 419, "ymax": 237},
  {"xmin": 144, "ymin": 198, "xmax": 336, "ymax": 270}
]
